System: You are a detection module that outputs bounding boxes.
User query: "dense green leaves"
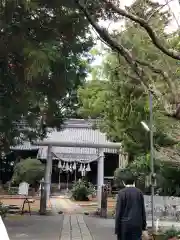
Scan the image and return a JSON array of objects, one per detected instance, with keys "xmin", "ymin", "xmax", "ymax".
[
  {"xmin": 158, "ymin": 162, "xmax": 180, "ymax": 196},
  {"xmin": 71, "ymin": 180, "xmax": 95, "ymax": 201},
  {"xmin": 0, "ymin": 0, "xmax": 93, "ymax": 150},
  {"xmin": 78, "ymin": 80, "xmax": 108, "ymax": 118},
  {"xmin": 12, "ymin": 158, "xmax": 45, "ymax": 186},
  {"xmin": 114, "ymin": 154, "xmax": 180, "ymax": 196},
  {"xmin": 78, "ymin": 0, "xmax": 180, "ymax": 161}
]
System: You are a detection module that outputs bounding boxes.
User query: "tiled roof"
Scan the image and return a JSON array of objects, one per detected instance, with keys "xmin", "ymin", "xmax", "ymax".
[
  {"xmin": 10, "ymin": 119, "xmax": 121, "ymax": 161},
  {"xmin": 10, "ymin": 141, "xmax": 39, "ymax": 151},
  {"xmin": 38, "ymin": 119, "xmax": 119, "ymax": 161}
]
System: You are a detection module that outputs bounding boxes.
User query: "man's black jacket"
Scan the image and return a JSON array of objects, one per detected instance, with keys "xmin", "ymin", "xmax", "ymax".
[{"xmin": 115, "ymin": 187, "xmax": 147, "ymax": 238}]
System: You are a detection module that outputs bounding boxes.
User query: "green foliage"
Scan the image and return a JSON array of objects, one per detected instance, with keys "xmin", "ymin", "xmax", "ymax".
[
  {"xmin": 127, "ymin": 154, "xmax": 160, "ymax": 192},
  {"xmin": 78, "ymin": 80, "xmax": 108, "ymax": 118},
  {"xmin": 0, "ymin": 154, "xmax": 15, "ymax": 184},
  {"xmin": 118, "ymin": 154, "xmax": 180, "ymax": 196},
  {"xmin": 12, "ymin": 158, "xmax": 45, "ymax": 186},
  {"xmin": 128, "ymin": 154, "xmax": 160, "ymax": 176},
  {"xmin": 0, "ymin": 202, "xmax": 8, "ymax": 219},
  {"xmin": 158, "ymin": 162, "xmax": 180, "ymax": 196},
  {"xmin": 71, "ymin": 180, "xmax": 95, "ymax": 201},
  {"xmin": 129, "ymin": 155, "xmax": 151, "ymax": 175},
  {"xmin": 78, "ymin": 0, "xmax": 180, "ymax": 161},
  {"xmin": 164, "ymin": 227, "xmax": 180, "ymax": 240},
  {"xmin": 0, "ymin": 0, "xmax": 94, "ymax": 150}
]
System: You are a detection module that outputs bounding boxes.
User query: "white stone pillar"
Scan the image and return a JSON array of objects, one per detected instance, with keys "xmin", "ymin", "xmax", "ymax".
[
  {"xmin": 97, "ymin": 151, "xmax": 104, "ymax": 209},
  {"xmin": 119, "ymin": 152, "xmax": 121, "ymax": 168},
  {"xmin": 119, "ymin": 147, "xmax": 123, "ymax": 169},
  {"xmin": 119, "ymin": 148, "xmax": 128, "ymax": 169},
  {"xmin": 44, "ymin": 145, "xmax": 52, "ymax": 205}
]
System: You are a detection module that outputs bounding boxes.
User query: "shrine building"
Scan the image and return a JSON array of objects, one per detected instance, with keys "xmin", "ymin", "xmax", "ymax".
[{"xmin": 10, "ymin": 119, "xmax": 128, "ymax": 190}]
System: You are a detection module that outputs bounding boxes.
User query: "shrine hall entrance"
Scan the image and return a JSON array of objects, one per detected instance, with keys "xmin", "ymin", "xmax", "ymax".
[{"xmin": 50, "ymin": 152, "xmax": 119, "ymax": 192}]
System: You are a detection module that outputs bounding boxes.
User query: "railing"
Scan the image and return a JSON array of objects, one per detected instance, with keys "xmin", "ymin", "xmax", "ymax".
[
  {"xmin": 108, "ymin": 193, "xmax": 180, "ymax": 221},
  {"xmin": 144, "ymin": 195, "xmax": 180, "ymax": 221}
]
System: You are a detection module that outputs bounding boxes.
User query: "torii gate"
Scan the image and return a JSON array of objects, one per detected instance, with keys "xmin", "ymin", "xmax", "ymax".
[{"xmin": 34, "ymin": 140, "xmax": 122, "ymax": 208}]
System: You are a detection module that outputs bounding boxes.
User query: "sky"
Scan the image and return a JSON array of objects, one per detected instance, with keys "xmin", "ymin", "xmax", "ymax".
[{"xmin": 90, "ymin": 0, "xmax": 180, "ymax": 68}]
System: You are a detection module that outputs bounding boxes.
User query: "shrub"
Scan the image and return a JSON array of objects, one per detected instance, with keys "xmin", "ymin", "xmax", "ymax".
[
  {"xmin": 71, "ymin": 180, "xmax": 95, "ymax": 201},
  {"xmin": 0, "ymin": 202, "xmax": 8, "ymax": 219},
  {"xmin": 12, "ymin": 158, "xmax": 45, "ymax": 187},
  {"xmin": 164, "ymin": 228, "xmax": 180, "ymax": 240}
]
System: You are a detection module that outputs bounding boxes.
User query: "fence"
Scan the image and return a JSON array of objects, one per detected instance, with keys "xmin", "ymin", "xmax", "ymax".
[{"xmin": 144, "ymin": 195, "xmax": 180, "ymax": 221}]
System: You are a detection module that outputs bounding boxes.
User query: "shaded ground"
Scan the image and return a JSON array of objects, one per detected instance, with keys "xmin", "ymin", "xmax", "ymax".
[
  {"xmin": 4, "ymin": 214, "xmax": 117, "ymax": 240},
  {"xmin": 84, "ymin": 215, "xmax": 116, "ymax": 240},
  {"xmin": 4, "ymin": 214, "xmax": 63, "ymax": 240}
]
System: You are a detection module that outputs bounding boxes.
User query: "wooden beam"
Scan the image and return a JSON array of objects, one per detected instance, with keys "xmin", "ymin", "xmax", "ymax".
[{"xmin": 33, "ymin": 141, "xmax": 121, "ymax": 149}]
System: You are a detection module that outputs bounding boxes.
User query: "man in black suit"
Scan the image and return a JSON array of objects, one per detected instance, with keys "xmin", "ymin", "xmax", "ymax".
[{"xmin": 115, "ymin": 173, "xmax": 147, "ymax": 240}]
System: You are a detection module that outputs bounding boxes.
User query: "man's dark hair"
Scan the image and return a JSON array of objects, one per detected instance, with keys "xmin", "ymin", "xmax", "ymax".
[
  {"xmin": 123, "ymin": 177, "xmax": 135, "ymax": 185},
  {"xmin": 122, "ymin": 170, "xmax": 135, "ymax": 185}
]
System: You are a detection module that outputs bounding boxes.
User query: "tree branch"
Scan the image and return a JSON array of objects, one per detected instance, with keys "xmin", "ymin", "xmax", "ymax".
[
  {"xmin": 147, "ymin": 0, "xmax": 174, "ymax": 21},
  {"xmin": 104, "ymin": 0, "xmax": 180, "ymax": 60},
  {"xmin": 75, "ymin": 0, "xmax": 180, "ymax": 119},
  {"xmin": 75, "ymin": 1, "xmax": 168, "ymax": 100},
  {"xmin": 136, "ymin": 59, "xmax": 168, "ymax": 79},
  {"xmin": 75, "ymin": 0, "xmax": 176, "ymax": 92},
  {"xmin": 75, "ymin": 0, "xmax": 149, "ymax": 88}
]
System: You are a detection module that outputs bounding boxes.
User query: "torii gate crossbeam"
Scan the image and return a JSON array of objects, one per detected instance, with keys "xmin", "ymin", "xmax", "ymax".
[{"xmin": 34, "ymin": 140, "xmax": 121, "ymax": 210}]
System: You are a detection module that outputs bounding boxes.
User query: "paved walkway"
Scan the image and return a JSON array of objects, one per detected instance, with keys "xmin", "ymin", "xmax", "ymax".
[
  {"xmin": 51, "ymin": 197, "xmax": 82, "ymax": 214},
  {"xmin": 60, "ymin": 214, "xmax": 93, "ymax": 240},
  {"xmin": 5, "ymin": 197, "xmax": 180, "ymax": 240}
]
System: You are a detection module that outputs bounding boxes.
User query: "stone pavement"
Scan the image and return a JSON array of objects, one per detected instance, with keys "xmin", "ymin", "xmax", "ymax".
[{"xmin": 60, "ymin": 214, "xmax": 94, "ymax": 240}]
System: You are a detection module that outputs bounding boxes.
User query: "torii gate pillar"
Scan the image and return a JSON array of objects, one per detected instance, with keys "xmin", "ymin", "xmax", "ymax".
[
  {"xmin": 97, "ymin": 151, "xmax": 104, "ymax": 209},
  {"xmin": 44, "ymin": 145, "xmax": 52, "ymax": 205}
]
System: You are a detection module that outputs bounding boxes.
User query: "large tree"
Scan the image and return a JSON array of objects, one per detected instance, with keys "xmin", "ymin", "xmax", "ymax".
[
  {"xmin": 76, "ymin": 0, "xmax": 180, "ymax": 121},
  {"xmin": 78, "ymin": 1, "xmax": 180, "ymax": 161},
  {"xmin": 0, "ymin": 0, "xmax": 93, "ymax": 151}
]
